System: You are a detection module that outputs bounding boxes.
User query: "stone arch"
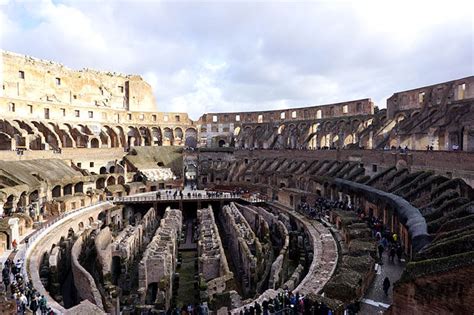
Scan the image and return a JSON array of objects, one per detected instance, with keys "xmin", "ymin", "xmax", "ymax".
[
  {"xmin": 74, "ymin": 182, "xmax": 84, "ymax": 193},
  {"xmin": 52, "ymin": 185, "xmax": 62, "ymax": 198},
  {"xmin": 139, "ymin": 126, "xmax": 152, "ymax": 146},
  {"xmin": 0, "ymin": 231, "xmax": 10, "ymax": 252},
  {"xmin": 28, "ymin": 190, "xmax": 39, "ymax": 204},
  {"xmin": 127, "ymin": 126, "xmax": 141, "ymax": 147},
  {"xmin": 104, "ymin": 125, "xmax": 120, "ymax": 147},
  {"xmin": 344, "ymin": 134, "xmax": 354, "ymax": 146},
  {"xmin": 17, "ymin": 191, "xmax": 27, "ymax": 209},
  {"xmin": 96, "ymin": 178, "xmax": 106, "ymax": 189},
  {"xmin": 4, "ymin": 195, "xmax": 15, "ymax": 215},
  {"xmin": 218, "ymin": 140, "xmax": 226, "ymax": 147},
  {"xmin": 163, "ymin": 127, "xmax": 173, "ymax": 146},
  {"xmin": 174, "ymin": 127, "xmax": 183, "ymax": 145},
  {"xmin": 90, "ymin": 137, "xmax": 100, "ymax": 148},
  {"xmin": 0, "ymin": 132, "xmax": 12, "ymax": 150},
  {"xmin": 107, "ymin": 176, "xmax": 116, "ymax": 186},
  {"xmin": 63, "ymin": 183, "xmax": 73, "ymax": 196},
  {"xmin": 151, "ymin": 127, "xmax": 162, "ymax": 146},
  {"xmin": 100, "ymin": 167, "xmax": 107, "ymax": 174},
  {"xmin": 185, "ymin": 128, "xmax": 197, "ymax": 148},
  {"xmin": 117, "ymin": 176, "xmax": 125, "ymax": 185}
]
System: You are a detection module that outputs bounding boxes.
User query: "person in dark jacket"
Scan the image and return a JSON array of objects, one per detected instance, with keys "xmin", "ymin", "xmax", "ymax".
[{"xmin": 383, "ymin": 277, "xmax": 391, "ymax": 296}]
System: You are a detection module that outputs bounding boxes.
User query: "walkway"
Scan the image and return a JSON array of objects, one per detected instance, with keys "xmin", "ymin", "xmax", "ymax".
[{"xmin": 360, "ymin": 251, "xmax": 405, "ymax": 314}]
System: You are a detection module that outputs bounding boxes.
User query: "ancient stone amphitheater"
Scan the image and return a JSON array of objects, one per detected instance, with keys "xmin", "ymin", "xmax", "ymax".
[{"xmin": 0, "ymin": 50, "xmax": 473, "ymax": 314}]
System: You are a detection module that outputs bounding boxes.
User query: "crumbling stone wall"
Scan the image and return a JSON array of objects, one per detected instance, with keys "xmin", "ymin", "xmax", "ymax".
[
  {"xmin": 220, "ymin": 202, "xmax": 264, "ymax": 297},
  {"xmin": 138, "ymin": 207, "xmax": 182, "ymax": 310},
  {"xmin": 197, "ymin": 206, "xmax": 233, "ymax": 299},
  {"xmin": 71, "ymin": 229, "xmax": 104, "ymax": 310}
]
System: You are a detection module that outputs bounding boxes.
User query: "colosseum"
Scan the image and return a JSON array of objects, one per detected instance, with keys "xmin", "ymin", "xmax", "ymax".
[{"xmin": 0, "ymin": 50, "xmax": 473, "ymax": 315}]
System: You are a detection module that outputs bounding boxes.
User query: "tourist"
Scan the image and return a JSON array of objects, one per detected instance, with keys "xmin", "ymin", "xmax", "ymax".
[
  {"xmin": 396, "ymin": 244, "xmax": 403, "ymax": 262},
  {"xmin": 39, "ymin": 295, "xmax": 47, "ymax": 314},
  {"xmin": 383, "ymin": 277, "xmax": 391, "ymax": 296},
  {"xmin": 30, "ymin": 295, "xmax": 39, "ymax": 314},
  {"xmin": 12, "ymin": 239, "xmax": 18, "ymax": 252},
  {"xmin": 389, "ymin": 245, "xmax": 396, "ymax": 262},
  {"xmin": 377, "ymin": 243, "xmax": 384, "ymax": 260}
]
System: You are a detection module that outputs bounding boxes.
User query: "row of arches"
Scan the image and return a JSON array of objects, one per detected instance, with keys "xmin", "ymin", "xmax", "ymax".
[{"xmin": 0, "ymin": 118, "xmax": 199, "ymax": 151}]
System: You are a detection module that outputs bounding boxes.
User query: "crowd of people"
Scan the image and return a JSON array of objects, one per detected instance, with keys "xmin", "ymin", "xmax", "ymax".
[
  {"xmin": 2, "ymin": 259, "xmax": 54, "ymax": 314},
  {"xmin": 239, "ymin": 291, "xmax": 336, "ymax": 315},
  {"xmin": 296, "ymin": 196, "xmax": 406, "ymax": 308}
]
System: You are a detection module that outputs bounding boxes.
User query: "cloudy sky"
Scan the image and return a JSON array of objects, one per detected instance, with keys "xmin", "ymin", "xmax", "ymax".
[{"xmin": 0, "ymin": 0, "xmax": 473, "ymax": 119}]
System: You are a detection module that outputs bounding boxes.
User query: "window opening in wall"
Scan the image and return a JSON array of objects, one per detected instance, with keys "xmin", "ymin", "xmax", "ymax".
[
  {"xmin": 88, "ymin": 111, "xmax": 94, "ymax": 119},
  {"xmin": 175, "ymin": 115, "xmax": 180, "ymax": 122},
  {"xmin": 73, "ymin": 94, "xmax": 77, "ymax": 99},
  {"xmin": 152, "ymin": 115, "xmax": 157, "ymax": 122},
  {"xmin": 316, "ymin": 109, "xmax": 322, "ymax": 119},
  {"xmin": 139, "ymin": 114, "xmax": 144, "ymax": 120},
  {"xmin": 304, "ymin": 110, "xmax": 308, "ymax": 118},
  {"xmin": 418, "ymin": 92, "xmax": 425, "ymax": 103},
  {"xmin": 212, "ymin": 115, "xmax": 218, "ymax": 122},
  {"xmin": 356, "ymin": 102, "xmax": 362, "ymax": 112},
  {"xmin": 28, "ymin": 105, "xmax": 33, "ymax": 114},
  {"xmin": 102, "ymin": 112, "xmax": 107, "ymax": 120},
  {"xmin": 8, "ymin": 103, "xmax": 15, "ymax": 112},
  {"xmin": 75, "ymin": 110, "xmax": 80, "ymax": 118},
  {"xmin": 44, "ymin": 108, "xmax": 50, "ymax": 119},
  {"xmin": 18, "ymin": 71, "xmax": 25, "ymax": 79},
  {"xmin": 280, "ymin": 112, "xmax": 286, "ymax": 119},
  {"xmin": 55, "ymin": 77, "xmax": 61, "ymax": 86},
  {"xmin": 224, "ymin": 115, "xmax": 229, "ymax": 122},
  {"xmin": 235, "ymin": 114, "xmax": 240, "ymax": 122},
  {"xmin": 118, "ymin": 85, "xmax": 124, "ymax": 93},
  {"xmin": 457, "ymin": 83, "xmax": 466, "ymax": 100},
  {"xmin": 372, "ymin": 164, "xmax": 377, "ymax": 172},
  {"xmin": 359, "ymin": 163, "xmax": 364, "ymax": 168},
  {"xmin": 329, "ymin": 106, "xmax": 334, "ymax": 116},
  {"xmin": 77, "ymin": 162, "xmax": 82, "ymax": 168},
  {"xmin": 90, "ymin": 162, "xmax": 94, "ymax": 167},
  {"xmin": 61, "ymin": 108, "xmax": 66, "ymax": 116},
  {"xmin": 128, "ymin": 113, "xmax": 132, "ymax": 120},
  {"xmin": 343, "ymin": 105, "xmax": 348, "ymax": 114},
  {"xmin": 291, "ymin": 111, "xmax": 297, "ymax": 118},
  {"xmin": 258, "ymin": 114, "xmax": 263, "ymax": 123},
  {"xmin": 164, "ymin": 115, "xmax": 169, "ymax": 122}
]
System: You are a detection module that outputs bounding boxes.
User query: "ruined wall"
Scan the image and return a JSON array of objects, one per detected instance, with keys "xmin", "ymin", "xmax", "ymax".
[
  {"xmin": 138, "ymin": 207, "xmax": 182, "ymax": 309},
  {"xmin": 387, "ymin": 76, "xmax": 474, "ymax": 119},
  {"xmin": 220, "ymin": 202, "xmax": 263, "ymax": 297},
  {"xmin": 1, "ymin": 50, "xmax": 156, "ymax": 112},
  {"xmin": 390, "ymin": 264, "xmax": 474, "ymax": 315},
  {"xmin": 197, "ymin": 206, "xmax": 233, "ymax": 297},
  {"xmin": 71, "ymin": 229, "xmax": 104, "ymax": 310},
  {"xmin": 95, "ymin": 226, "xmax": 113, "ymax": 275}
]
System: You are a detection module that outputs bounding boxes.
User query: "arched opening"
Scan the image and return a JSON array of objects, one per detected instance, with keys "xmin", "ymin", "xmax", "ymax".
[
  {"xmin": 109, "ymin": 166, "xmax": 115, "ymax": 174},
  {"xmin": 63, "ymin": 184, "xmax": 73, "ymax": 196},
  {"xmin": 96, "ymin": 178, "xmax": 105, "ymax": 189},
  {"xmin": 0, "ymin": 232, "xmax": 10, "ymax": 253},
  {"xmin": 29, "ymin": 190, "xmax": 39, "ymax": 204},
  {"xmin": 74, "ymin": 182, "xmax": 84, "ymax": 194},
  {"xmin": 107, "ymin": 176, "xmax": 116, "ymax": 186},
  {"xmin": 52, "ymin": 185, "xmax": 62, "ymax": 198},
  {"xmin": 0, "ymin": 133, "xmax": 12, "ymax": 150},
  {"xmin": 218, "ymin": 140, "xmax": 226, "ymax": 147},
  {"xmin": 17, "ymin": 192, "xmax": 27, "ymax": 209},
  {"xmin": 145, "ymin": 283, "xmax": 159, "ymax": 305},
  {"xmin": 99, "ymin": 167, "xmax": 107, "ymax": 174},
  {"xmin": 117, "ymin": 176, "xmax": 125, "ymax": 185},
  {"xmin": 90, "ymin": 138, "xmax": 100, "ymax": 148}
]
